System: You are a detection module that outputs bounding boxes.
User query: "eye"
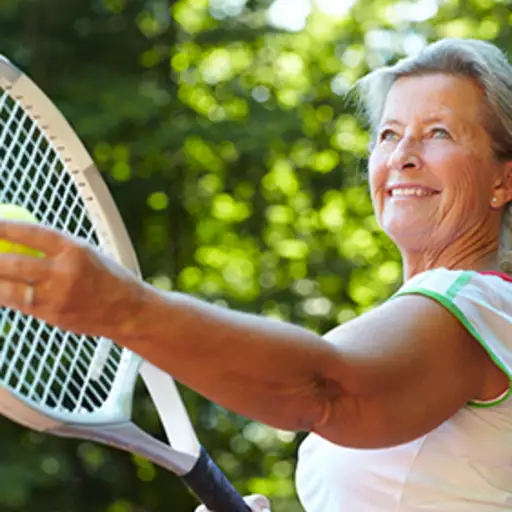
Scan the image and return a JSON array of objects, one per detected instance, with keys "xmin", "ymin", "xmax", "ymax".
[
  {"xmin": 430, "ymin": 127, "xmax": 451, "ymax": 139},
  {"xmin": 379, "ymin": 129, "xmax": 400, "ymax": 142}
]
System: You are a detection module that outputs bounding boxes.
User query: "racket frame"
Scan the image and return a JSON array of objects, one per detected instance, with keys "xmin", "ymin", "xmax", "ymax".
[{"xmin": 0, "ymin": 55, "xmax": 250, "ymax": 511}]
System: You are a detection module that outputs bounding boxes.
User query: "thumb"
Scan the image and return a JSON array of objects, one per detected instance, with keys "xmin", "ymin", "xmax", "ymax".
[{"xmin": 244, "ymin": 494, "xmax": 271, "ymax": 511}]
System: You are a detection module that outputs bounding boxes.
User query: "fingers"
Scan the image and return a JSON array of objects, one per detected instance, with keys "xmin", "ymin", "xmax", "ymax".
[
  {"xmin": 0, "ymin": 279, "xmax": 37, "ymax": 312},
  {"xmin": 244, "ymin": 494, "xmax": 271, "ymax": 511},
  {"xmin": 0, "ymin": 254, "xmax": 52, "ymax": 283},
  {"xmin": 0, "ymin": 221, "xmax": 69, "ymax": 256},
  {"xmin": 194, "ymin": 495, "xmax": 271, "ymax": 512}
]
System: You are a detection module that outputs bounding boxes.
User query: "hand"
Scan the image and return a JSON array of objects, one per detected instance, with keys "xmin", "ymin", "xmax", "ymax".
[
  {"xmin": 195, "ymin": 495, "xmax": 271, "ymax": 512},
  {"xmin": 0, "ymin": 221, "xmax": 145, "ymax": 338}
]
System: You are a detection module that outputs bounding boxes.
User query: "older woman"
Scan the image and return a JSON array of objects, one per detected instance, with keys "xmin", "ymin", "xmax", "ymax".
[{"xmin": 0, "ymin": 37, "xmax": 511, "ymax": 510}]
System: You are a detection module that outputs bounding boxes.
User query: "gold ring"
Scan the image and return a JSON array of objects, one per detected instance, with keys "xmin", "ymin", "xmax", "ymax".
[{"xmin": 24, "ymin": 283, "xmax": 35, "ymax": 306}]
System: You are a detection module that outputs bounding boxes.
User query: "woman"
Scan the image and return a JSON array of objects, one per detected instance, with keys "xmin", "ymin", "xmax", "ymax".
[{"xmin": 0, "ymin": 37, "xmax": 511, "ymax": 510}]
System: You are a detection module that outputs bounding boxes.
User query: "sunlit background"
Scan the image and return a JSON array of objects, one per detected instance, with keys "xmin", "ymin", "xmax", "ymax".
[{"xmin": 0, "ymin": 0, "xmax": 508, "ymax": 510}]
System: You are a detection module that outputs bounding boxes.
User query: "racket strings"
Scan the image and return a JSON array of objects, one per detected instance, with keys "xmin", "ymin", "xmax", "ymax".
[
  {"xmin": 0, "ymin": 86, "xmax": 125, "ymax": 415},
  {"xmin": 0, "ymin": 96, "xmax": 92, "ymax": 239}
]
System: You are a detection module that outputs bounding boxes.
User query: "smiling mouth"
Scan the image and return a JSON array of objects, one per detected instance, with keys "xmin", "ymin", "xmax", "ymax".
[{"xmin": 388, "ymin": 187, "xmax": 440, "ymax": 198}]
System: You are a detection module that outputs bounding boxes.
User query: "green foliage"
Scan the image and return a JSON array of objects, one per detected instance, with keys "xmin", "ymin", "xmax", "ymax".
[{"xmin": 0, "ymin": 0, "xmax": 509, "ymax": 510}]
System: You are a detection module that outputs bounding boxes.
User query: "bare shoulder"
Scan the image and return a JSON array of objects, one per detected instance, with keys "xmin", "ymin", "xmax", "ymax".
[{"xmin": 315, "ymin": 292, "xmax": 508, "ymax": 448}]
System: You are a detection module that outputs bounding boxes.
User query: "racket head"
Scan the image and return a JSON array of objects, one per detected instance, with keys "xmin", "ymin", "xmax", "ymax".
[
  {"xmin": 0, "ymin": 55, "xmax": 144, "ymax": 431},
  {"xmin": 0, "ymin": 55, "xmax": 139, "ymax": 271}
]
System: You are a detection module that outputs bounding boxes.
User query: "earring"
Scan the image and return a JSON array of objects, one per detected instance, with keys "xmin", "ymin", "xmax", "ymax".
[{"xmin": 492, "ymin": 197, "xmax": 498, "ymax": 205}]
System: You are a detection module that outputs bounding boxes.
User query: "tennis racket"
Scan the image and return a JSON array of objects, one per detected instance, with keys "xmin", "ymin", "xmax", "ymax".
[{"xmin": 0, "ymin": 55, "xmax": 249, "ymax": 512}]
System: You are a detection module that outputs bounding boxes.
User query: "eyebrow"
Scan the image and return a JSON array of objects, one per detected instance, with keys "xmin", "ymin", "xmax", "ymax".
[
  {"xmin": 379, "ymin": 118, "xmax": 401, "ymax": 127},
  {"xmin": 379, "ymin": 114, "xmax": 457, "ymax": 128}
]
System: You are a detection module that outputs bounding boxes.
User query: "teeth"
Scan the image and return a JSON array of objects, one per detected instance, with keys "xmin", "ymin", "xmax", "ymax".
[{"xmin": 391, "ymin": 188, "xmax": 435, "ymax": 197}]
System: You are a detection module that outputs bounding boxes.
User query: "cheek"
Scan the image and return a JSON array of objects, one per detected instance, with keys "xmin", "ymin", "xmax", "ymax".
[
  {"xmin": 427, "ymin": 143, "xmax": 487, "ymax": 185},
  {"xmin": 434, "ymin": 153, "xmax": 490, "ymax": 203},
  {"xmin": 428, "ymin": 151, "xmax": 495, "ymax": 225},
  {"xmin": 452, "ymin": 164, "xmax": 490, "ymax": 217},
  {"xmin": 367, "ymin": 153, "xmax": 388, "ymax": 202},
  {"xmin": 368, "ymin": 153, "xmax": 388, "ymax": 192}
]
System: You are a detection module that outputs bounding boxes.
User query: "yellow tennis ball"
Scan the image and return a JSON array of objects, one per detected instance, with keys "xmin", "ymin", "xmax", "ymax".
[{"xmin": 0, "ymin": 204, "xmax": 43, "ymax": 257}]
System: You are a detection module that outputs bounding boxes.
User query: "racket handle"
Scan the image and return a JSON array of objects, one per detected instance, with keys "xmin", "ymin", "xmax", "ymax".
[{"xmin": 182, "ymin": 446, "xmax": 251, "ymax": 512}]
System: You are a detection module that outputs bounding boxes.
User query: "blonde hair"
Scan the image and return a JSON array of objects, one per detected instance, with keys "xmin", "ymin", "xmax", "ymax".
[{"xmin": 356, "ymin": 38, "xmax": 512, "ymax": 274}]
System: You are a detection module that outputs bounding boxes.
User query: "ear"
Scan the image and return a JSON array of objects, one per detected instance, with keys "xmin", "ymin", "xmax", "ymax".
[{"xmin": 492, "ymin": 161, "xmax": 512, "ymax": 207}]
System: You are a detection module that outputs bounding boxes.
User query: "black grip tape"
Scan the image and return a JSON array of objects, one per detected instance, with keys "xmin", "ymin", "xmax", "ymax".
[{"xmin": 182, "ymin": 446, "xmax": 251, "ymax": 512}]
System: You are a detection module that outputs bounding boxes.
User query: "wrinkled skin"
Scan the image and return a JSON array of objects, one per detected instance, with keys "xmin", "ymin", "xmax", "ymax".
[{"xmin": 368, "ymin": 73, "xmax": 512, "ymax": 279}]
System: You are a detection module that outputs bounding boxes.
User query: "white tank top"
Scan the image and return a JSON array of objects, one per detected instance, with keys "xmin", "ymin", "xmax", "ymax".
[{"xmin": 296, "ymin": 269, "xmax": 512, "ymax": 511}]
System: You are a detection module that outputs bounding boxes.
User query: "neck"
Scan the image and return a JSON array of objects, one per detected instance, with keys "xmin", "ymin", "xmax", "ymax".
[{"xmin": 400, "ymin": 228, "xmax": 501, "ymax": 282}]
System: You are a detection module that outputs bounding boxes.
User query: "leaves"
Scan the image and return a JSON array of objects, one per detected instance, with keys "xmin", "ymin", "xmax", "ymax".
[{"xmin": 0, "ymin": 0, "xmax": 509, "ymax": 510}]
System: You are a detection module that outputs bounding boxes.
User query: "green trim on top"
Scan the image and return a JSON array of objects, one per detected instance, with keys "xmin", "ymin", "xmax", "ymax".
[
  {"xmin": 393, "ymin": 286, "xmax": 512, "ymax": 408},
  {"xmin": 445, "ymin": 271, "xmax": 474, "ymax": 300},
  {"xmin": 471, "ymin": 388, "xmax": 512, "ymax": 408}
]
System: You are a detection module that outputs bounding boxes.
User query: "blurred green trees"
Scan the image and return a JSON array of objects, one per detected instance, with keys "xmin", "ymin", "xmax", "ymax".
[{"xmin": 0, "ymin": 0, "xmax": 510, "ymax": 510}]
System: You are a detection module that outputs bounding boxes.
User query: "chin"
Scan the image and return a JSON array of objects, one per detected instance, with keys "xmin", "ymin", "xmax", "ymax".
[{"xmin": 383, "ymin": 223, "xmax": 436, "ymax": 251}]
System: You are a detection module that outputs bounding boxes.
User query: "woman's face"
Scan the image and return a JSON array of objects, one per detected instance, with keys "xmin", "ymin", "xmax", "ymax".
[{"xmin": 369, "ymin": 73, "xmax": 508, "ymax": 254}]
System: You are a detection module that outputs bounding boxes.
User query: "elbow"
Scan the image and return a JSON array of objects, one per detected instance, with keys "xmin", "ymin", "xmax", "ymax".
[
  {"xmin": 301, "ymin": 374, "xmax": 345, "ymax": 433},
  {"xmin": 260, "ymin": 374, "xmax": 344, "ymax": 433}
]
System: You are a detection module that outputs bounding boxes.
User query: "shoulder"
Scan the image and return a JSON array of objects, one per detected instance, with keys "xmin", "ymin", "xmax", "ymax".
[
  {"xmin": 394, "ymin": 267, "xmax": 512, "ymax": 405},
  {"xmin": 316, "ymin": 268, "xmax": 511, "ymax": 446},
  {"xmin": 393, "ymin": 268, "xmax": 512, "ymax": 345}
]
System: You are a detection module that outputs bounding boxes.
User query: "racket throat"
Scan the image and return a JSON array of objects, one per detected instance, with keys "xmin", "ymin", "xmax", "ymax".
[{"xmin": 52, "ymin": 421, "xmax": 198, "ymax": 475}]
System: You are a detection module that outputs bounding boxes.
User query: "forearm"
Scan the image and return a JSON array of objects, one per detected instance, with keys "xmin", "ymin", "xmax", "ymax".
[{"xmin": 117, "ymin": 284, "xmax": 343, "ymax": 431}]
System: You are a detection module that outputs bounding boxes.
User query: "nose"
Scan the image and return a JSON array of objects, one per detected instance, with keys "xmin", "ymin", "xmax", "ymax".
[{"xmin": 387, "ymin": 140, "xmax": 423, "ymax": 172}]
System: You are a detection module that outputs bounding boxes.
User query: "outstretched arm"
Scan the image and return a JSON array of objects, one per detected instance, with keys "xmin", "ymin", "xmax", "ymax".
[
  {"xmin": 120, "ymin": 284, "xmax": 499, "ymax": 448},
  {"xmin": 0, "ymin": 222, "xmax": 502, "ymax": 448}
]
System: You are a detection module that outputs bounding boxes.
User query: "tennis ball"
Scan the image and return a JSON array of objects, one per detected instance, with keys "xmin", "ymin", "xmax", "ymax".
[{"xmin": 0, "ymin": 204, "xmax": 43, "ymax": 257}]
